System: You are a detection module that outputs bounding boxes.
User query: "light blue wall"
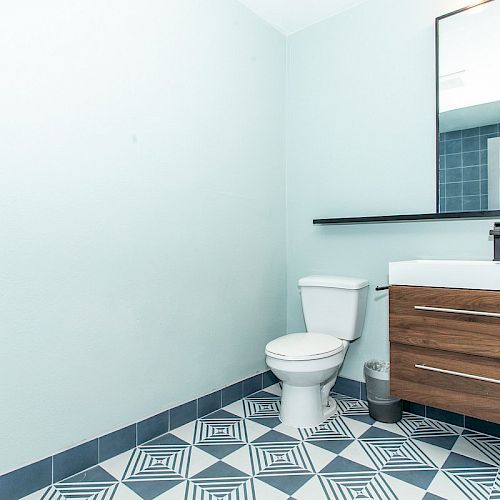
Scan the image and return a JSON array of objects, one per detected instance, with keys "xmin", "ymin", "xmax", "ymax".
[
  {"xmin": 286, "ymin": 0, "xmax": 495, "ymax": 381},
  {"xmin": 0, "ymin": 0, "xmax": 286, "ymax": 473}
]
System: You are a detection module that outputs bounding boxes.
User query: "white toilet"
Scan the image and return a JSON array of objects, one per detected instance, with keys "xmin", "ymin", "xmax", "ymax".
[{"xmin": 265, "ymin": 275, "xmax": 369, "ymax": 428}]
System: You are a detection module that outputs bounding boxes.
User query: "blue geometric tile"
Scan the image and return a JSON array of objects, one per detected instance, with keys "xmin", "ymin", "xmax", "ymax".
[
  {"xmin": 44, "ymin": 466, "xmax": 119, "ymax": 499},
  {"xmin": 188, "ymin": 462, "xmax": 253, "ymax": 498},
  {"xmin": 201, "ymin": 409, "xmax": 241, "ymax": 421},
  {"xmin": 300, "ymin": 418, "xmax": 355, "ymax": 454},
  {"xmin": 123, "ymin": 479, "xmax": 185, "ymax": 499},
  {"xmin": 319, "ymin": 456, "xmax": 378, "ymax": 498},
  {"xmin": 442, "ymin": 451, "xmax": 496, "ymax": 470},
  {"xmin": 381, "ymin": 440, "xmax": 439, "ymax": 489},
  {"xmin": 423, "ymin": 493, "xmax": 447, "ymax": 500},
  {"xmin": 257, "ymin": 474, "xmax": 313, "ymax": 495},
  {"xmin": 17, "ymin": 385, "xmax": 500, "ymax": 500},
  {"xmin": 442, "ymin": 462, "xmax": 497, "ymax": 499},
  {"xmin": 193, "ymin": 413, "xmax": 246, "ymax": 459},
  {"xmin": 253, "ymin": 430, "xmax": 299, "ymax": 444},
  {"xmin": 461, "ymin": 431, "xmax": 500, "ymax": 466},
  {"xmin": 118, "ymin": 438, "xmax": 190, "ymax": 499},
  {"xmin": 249, "ymin": 417, "xmax": 282, "ymax": 428},
  {"xmin": 250, "ymin": 439, "xmax": 315, "ymax": 494},
  {"xmin": 243, "ymin": 393, "xmax": 280, "ymax": 422},
  {"xmin": 411, "ymin": 418, "xmax": 462, "ymax": 450}
]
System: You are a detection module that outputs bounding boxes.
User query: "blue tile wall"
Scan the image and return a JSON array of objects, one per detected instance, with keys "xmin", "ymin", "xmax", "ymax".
[{"xmin": 439, "ymin": 123, "xmax": 500, "ymax": 212}]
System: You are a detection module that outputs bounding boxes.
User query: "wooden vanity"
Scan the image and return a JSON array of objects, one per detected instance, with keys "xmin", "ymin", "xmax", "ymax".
[{"xmin": 389, "ymin": 285, "xmax": 500, "ymax": 424}]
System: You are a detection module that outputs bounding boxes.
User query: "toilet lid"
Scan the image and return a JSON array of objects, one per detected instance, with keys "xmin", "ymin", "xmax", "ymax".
[{"xmin": 265, "ymin": 333, "xmax": 344, "ymax": 361}]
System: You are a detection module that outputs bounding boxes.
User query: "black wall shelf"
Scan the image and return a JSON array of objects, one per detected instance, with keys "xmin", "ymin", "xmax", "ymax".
[{"xmin": 313, "ymin": 210, "xmax": 500, "ymax": 225}]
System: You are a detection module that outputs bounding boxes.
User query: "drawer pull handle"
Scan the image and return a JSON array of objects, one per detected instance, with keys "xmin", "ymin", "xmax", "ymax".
[
  {"xmin": 414, "ymin": 305, "xmax": 500, "ymax": 318},
  {"xmin": 415, "ymin": 364, "xmax": 500, "ymax": 384}
]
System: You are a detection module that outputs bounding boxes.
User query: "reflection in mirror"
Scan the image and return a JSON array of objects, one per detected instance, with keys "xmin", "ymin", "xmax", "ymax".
[{"xmin": 438, "ymin": 0, "xmax": 500, "ymax": 213}]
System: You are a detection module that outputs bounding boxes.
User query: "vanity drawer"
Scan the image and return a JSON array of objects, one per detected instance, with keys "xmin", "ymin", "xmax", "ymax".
[
  {"xmin": 390, "ymin": 285, "xmax": 500, "ymax": 359},
  {"xmin": 391, "ymin": 343, "xmax": 500, "ymax": 423}
]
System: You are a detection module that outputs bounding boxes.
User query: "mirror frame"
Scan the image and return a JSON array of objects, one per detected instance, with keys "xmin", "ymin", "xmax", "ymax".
[
  {"xmin": 435, "ymin": 0, "xmax": 500, "ymax": 214},
  {"xmin": 313, "ymin": 1, "xmax": 500, "ymax": 224}
]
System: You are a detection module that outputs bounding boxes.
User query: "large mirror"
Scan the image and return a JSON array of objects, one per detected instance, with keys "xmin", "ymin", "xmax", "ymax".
[{"xmin": 438, "ymin": 0, "xmax": 500, "ymax": 214}]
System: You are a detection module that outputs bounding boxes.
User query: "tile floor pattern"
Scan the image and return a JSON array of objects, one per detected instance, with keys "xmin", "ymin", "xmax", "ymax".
[{"xmin": 24, "ymin": 384, "xmax": 500, "ymax": 500}]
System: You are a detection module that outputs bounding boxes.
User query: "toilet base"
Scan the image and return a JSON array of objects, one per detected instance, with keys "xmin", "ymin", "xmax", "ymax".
[{"xmin": 279, "ymin": 384, "xmax": 338, "ymax": 428}]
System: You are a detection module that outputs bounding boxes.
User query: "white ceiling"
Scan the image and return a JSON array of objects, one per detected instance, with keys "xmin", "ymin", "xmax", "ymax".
[{"xmin": 237, "ymin": 0, "xmax": 371, "ymax": 35}]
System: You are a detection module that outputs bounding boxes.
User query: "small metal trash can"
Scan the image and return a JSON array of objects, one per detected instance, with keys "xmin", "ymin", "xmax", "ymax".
[{"xmin": 364, "ymin": 360, "xmax": 402, "ymax": 423}]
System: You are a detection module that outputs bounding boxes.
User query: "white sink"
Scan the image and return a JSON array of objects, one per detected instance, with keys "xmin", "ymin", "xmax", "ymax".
[{"xmin": 389, "ymin": 260, "xmax": 500, "ymax": 291}]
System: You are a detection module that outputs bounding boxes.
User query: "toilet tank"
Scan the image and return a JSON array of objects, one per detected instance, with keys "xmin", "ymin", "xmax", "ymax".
[{"xmin": 299, "ymin": 275, "xmax": 369, "ymax": 340}]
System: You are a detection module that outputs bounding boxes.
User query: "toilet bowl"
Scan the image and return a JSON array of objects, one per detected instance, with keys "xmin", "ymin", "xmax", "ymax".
[{"xmin": 265, "ymin": 276, "xmax": 369, "ymax": 428}]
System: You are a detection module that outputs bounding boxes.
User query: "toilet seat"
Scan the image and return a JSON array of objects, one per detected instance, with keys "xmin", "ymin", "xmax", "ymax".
[{"xmin": 265, "ymin": 333, "xmax": 344, "ymax": 361}]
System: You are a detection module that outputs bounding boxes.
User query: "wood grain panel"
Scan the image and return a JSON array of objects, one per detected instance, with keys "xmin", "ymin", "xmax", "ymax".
[
  {"xmin": 390, "ymin": 286, "xmax": 500, "ymax": 359},
  {"xmin": 390, "ymin": 343, "xmax": 500, "ymax": 423}
]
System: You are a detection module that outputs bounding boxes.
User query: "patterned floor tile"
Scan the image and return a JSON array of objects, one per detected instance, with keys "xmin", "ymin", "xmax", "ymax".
[
  {"xmin": 186, "ymin": 461, "xmax": 253, "ymax": 499},
  {"xmin": 24, "ymin": 388, "xmax": 500, "ymax": 500}
]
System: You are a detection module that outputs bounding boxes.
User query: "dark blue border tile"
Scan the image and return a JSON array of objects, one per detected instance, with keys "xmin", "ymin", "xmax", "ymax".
[
  {"xmin": 334, "ymin": 377, "xmax": 361, "ymax": 399},
  {"xmin": 0, "ymin": 457, "xmax": 52, "ymax": 500},
  {"xmin": 53, "ymin": 439, "xmax": 98, "ymax": 483},
  {"xmin": 403, "ymin": 400, "xmax": 426, "ymax": 417},
  {"xmin": 170, "ymin": 400, "xmax": 197, "ymax": 430},
  {"xmin": 99, "ymin": 424, "xmax": 136, "ymax": 461},
  {"xmin": 137, "ymin": 410, "xmax": 169, "ymax": 445},
  {"xmin": 198, "ymin": 390, "xmax": 221, "ymax": 418},
  {"xmin": 465, "ymin": 416, "xmax": 500, "ymax": 437},
  {"xmin": 262, "ymin": 370, "xmax": 279, "ymax": 388},
  {"xmin": 426, "ymin": 406, "xmax": 464, "ymax": 427},
  {"xmin": 222, "ymin": 382, "xmax": 243, "ymax": 406},
  {"xmin": 242, "ymin": 374, "xmax": 262, "ymax": 397}
]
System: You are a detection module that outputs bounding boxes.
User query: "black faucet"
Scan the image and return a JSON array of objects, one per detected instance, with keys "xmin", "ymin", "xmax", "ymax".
[{"xmin": 490, "ymin": 223, "xmax": 500, "ymax": 261}]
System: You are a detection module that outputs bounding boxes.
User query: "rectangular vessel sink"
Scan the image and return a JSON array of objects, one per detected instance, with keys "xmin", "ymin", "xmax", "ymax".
[{"xmin": 389, "ymin": 260, "xmax": 500, "ymax": 291}]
